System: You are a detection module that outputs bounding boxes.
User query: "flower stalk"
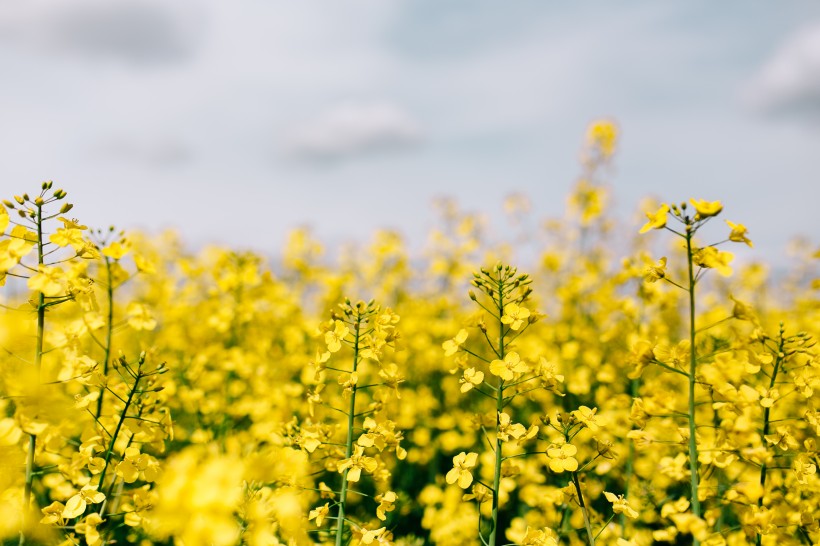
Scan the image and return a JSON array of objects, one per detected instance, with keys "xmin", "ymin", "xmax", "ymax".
[{"xmin": 335, "ymin": 310, "xmax": 362, "ymax": 546}]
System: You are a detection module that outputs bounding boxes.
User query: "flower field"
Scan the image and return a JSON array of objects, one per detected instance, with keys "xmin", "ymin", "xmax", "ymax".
[{"xmin": 1, "ymin": 124, "xmax": 818, "ymax": 546}]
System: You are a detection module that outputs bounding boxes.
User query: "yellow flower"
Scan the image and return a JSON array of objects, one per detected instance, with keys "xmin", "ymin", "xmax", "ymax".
[
  {"xmin": 355, "ymin": 526, "xmax": 388, "ymax": 545},
  {"xmin": 497, "ymin": 411, "xmax": 528, "ymax": 442},
  {"xmin": 521, "ymin": 526, "xmax": 559, "ymax": 546},
  {"xmin": 446, "ymin": 451, "xmax": 478, "ymax": 488},
  {"xmin": 325, "ymin": 320, "xmax": 349, "ymax": 353},
  {"xmin": 794, "ymin": 455, "xmax": 817, "ymax": 485},
  {"xmin": 49, "ymin": 226, "xmax": 85, "ymax": 250},
  {"xmin": 547, "ymin": 443, "xmax": 578, "ymax": 473},
  {"xmin": 338, "ymin": 445, "xmax": 378, "ymax": 482},
  {"xmin": 586, "ymin": 119, "xmax": 618, "ymax": 157},
  {"xmin": 630, "ymin": 398, "xmax": 649, "ymax": 429},
  {"xmin": 75, "ymin": 513, "xmax": 104, "ymax": 546},
  {"xmin": 339, "ymin": 371, "xmax": 359, "ymax": 396},
  {"xmin": 689, "ymin": 198, "xmax": 723, "ymax": 219},
  {"xmin": 639, "ymin": 204, "xmax": 670, "ymax": 233},
  {"xmin": 693, "ymin": 247, "xmax": 733, "ymax": 277},
  {"xmin": 309, "ymin": 503, "xmax": 330, "ymax": 526},
  {"xmin": 726, "ymin": 220, "xmax": 753, "ymax": 247},
  {"xmin": 489, "ymin": 351, "xmax": 529, "ymax": 381},
  {"xmin": 375, "ymin": 491, "xmax": 397, "ymax": 521},
  {"xmin": 62, "ymin": 485, "xmax": 106, "ymax": 519},
  {"xmin": 643, "ymin": 257, "xmax": 667, "ymax": 283},
  {"xmin": 442, "ymin": 329, "xmax": 468, "ymax": 356},
  {"xmin": 604, "ymin": 491, "xmax": 639, "ymax": 519},
  {"xmin": 501, "ymin": 303, "xmax": 530, "ymax": 331},
  {"xmin": 126, "ymin": 302, "xmax": 157, "ymax": 330},
  {"xmin": 102, "ymin": 240, "xmax": 131, "ymax": 260},
  {"xmin": 27, "ymin": 265, "xmax": 65, "ymax": 297},
  {"xmin": 572, "ymin": 406, "xmax": 600, "ymax": 431},
  {"xmin": 40, "ymin": 501, "xmax": 67, "ymax": 525},
  {"xmin": 459, "ymin": 367, "xmax": 484, "ymax": 393}
]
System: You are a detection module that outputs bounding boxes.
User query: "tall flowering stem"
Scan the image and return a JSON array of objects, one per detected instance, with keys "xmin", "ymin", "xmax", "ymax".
[
  {"xmin": 301, "ymin": 299, "xmax": 402, "ymax": 546},
  {"xmin": 684, "ymin": 222, "xmax": 701, "ymax": 525},
  {"xmin": 444, "ymin": 263, "xmax": 550, "ymax": 546},
  {"xmin": 639, "ymin": 198, "xmax": 736, "ymax": 546},
  {"xmin": 1, "ymin": 184, "xmax": 78, "ymax": 545},
  {"xmin": 334, "ymin": 304, "xmax": 363, "ymax": 546}
]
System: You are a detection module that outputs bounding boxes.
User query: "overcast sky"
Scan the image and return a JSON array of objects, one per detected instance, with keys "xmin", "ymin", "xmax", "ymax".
[{"xmin": 0, "ymin": 1, "xmax": 818, "ymax": 263}]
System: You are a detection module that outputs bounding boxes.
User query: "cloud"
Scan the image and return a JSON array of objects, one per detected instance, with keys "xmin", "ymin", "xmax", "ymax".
[
  {"xmin": 744, "ymin": 22, "xmax": 820, "ymax": 119},
  {"xmin": 95, "ymin": 134, "xmax": 192, "ymax": 167},
  {"xmin": 284, "ymin": 101, "xmax": 423, "ymax": 161},
  {"xmin": 0, "ymin": 0, "xmax": 201, "ymax": 64}
]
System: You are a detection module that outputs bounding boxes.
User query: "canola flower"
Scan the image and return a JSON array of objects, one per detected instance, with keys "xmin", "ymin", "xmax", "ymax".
[{"xmin": 1, "ymin": 125, "xmax": 817, "ymax": 546}]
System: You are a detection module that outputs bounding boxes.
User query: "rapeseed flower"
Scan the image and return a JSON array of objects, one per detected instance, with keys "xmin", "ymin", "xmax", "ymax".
[{"xmin": 446, "ymin": 452, "xmax": 478, "ymax": 488}]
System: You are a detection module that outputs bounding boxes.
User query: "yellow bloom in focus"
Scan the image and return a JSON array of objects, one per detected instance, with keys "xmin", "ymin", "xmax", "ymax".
[
  {"xmin": 375, "ymin": 491, "xmax": 397, "ymax": 521},
  {"xmin": 604, "ymin": 491, "xmax": 639, "ymax": 519},
  {"xmin": 442, "ymin": 329, "xmax": 468, "ymax": 356},
  {"xmin": 459, "ymin": 367, "xmax": 484, "ymax": 393},
  {"xmin": 49, "ymin": 226, "xmax": 85, "ymax": 250},
  {"xmin": 572, "ymin": 406, "xmax": 600, "ymax": 431},
  {"xmin": 693, "ymin": 247, "xmax": 733, "ymax": 277},
  {"xmin": 338, "ymin": 445, "xmax": 378, "ymax": 482},
  {"xmin": 354, "ymin": 526, "xmax": 388, "ymax": 545},
  {"xmin": 325, "ymin": 320, "xmax": 349, "ymax": 353},
  {"xmin": 489, "ymin": 351, "xmax": 529, "ymax": 381},
  {"xmin": 75, "ymin": 513, "xmax": 103, "ymax": 546},
  {"xmin": 40, "ymin": 501, "xmax": 67, "ymax": 525},
  {"xmin": 308, "ymin": 503, "xmax": 330, "ymax": 526},
  {"xmin": 446, "ymin": 451, "xmax": 478, "ymax": 489},
  {"xmin": 639, "ymin": 204, "xmax": 670, "ymax": 234},
  {"xmin": 497, "ymin": 411, "xmax": 528, "ymax": 442},
  {"xmin": 689, "ymin": 198, "xmax": 723, "ymax": 219},
  {"xmin": 62, "ymin": 485, "xmax": 105, "ymax": 519},
  {"xmin": 586, "ymin": 119, "xmax": 618, "ymax": 157},
  {"xmin": 501, "ymin": 303, "xmax": 530, "ymax": 331},
  {"xmin": 726, "ymin": 220, "xmax": 753, "ymax": 247},
  {"xmin": 547, "ymin": 443, "xmax": 578, "ymax": 473}
]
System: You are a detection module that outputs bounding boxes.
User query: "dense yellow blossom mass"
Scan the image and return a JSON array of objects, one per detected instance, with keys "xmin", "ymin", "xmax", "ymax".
[{"xmin": 1, "ymin": 127, "xmax": 818, "ymax": 546}]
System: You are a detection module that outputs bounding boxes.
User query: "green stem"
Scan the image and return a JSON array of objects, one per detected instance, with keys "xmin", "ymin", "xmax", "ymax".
[
  {"xmin": 96, "ymin": 368, "xmax": 141, "ymax": 498},
  {"xmin": 335, "ymin": 313, "xmax": 361, "ymax": 546},
  {"xmin": 95, "ymin": 257, "xmax": 114, "ymax": 419},
  {"xmin": 685, "ymin": 227, "xmax": 701, "ymax": 544},
  {"xmin": 756, "ymin": 331, "xmax": 784, "ymax": 546},
  {"xmin": 572, "ymin": 471, "xmax": 595, "ymax": 546},
  {"xmin": 489, "ymin": 275, "xmax": 506, "ymax": 546},
  {"xmin": 20, "ymin": 203, "xmax": 45, "ymax": 546},
  {"xmin": 620, "ymin": 378, "xmax": 638, "ymax": 537}
]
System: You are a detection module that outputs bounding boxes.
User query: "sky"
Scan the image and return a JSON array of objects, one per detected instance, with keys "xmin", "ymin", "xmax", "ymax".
[{"xmin": 0, "ymin": 1, "xmax": 818, "ymax": 264}]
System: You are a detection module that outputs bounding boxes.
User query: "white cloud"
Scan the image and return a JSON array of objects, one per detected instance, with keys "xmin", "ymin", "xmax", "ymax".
[
  {"xmin": 744, "ymin": 22, "xmax": 820, "ymax": 118},
  {"xmin": 284, "ymin": 101, "xmax": 423, "ymax": 161}
]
